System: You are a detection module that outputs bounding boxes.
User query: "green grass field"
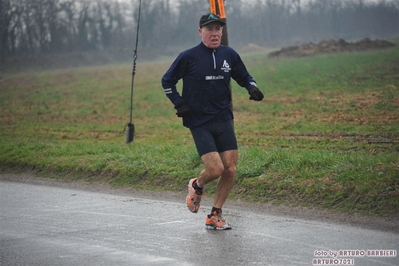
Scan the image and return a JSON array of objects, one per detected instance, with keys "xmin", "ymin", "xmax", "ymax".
[{"xmin": 1, "ymin": 44, "xmax": 398, "ymax": 216}]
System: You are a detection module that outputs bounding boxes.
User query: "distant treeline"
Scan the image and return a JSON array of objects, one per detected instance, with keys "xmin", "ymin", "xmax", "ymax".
[{"xmin": 1, "ymin": 0, "xmax": 398, "ymax": 59}]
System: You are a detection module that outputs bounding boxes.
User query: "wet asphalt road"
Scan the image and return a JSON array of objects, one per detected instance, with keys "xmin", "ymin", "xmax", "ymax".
[{"xmin": 1, "ymin": 180, "xmax": 398, "ymax": 266}]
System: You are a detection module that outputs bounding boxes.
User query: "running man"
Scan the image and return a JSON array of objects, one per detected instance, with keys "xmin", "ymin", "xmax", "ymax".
[{"xmin": 161, "ymin": 13, "xmax": 264, "ymax": 230}]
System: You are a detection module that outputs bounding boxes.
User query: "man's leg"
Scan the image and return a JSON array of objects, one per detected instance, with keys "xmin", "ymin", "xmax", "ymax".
[
  {"xmin": 213, "ymin": 149, "xmax": 238, "ymax": 208},
  {"xmin": 186, "ymin": 151, "xmax": 222, "ymax": 213},
  {"xmin": 201, "ymin": 149, "xmax": 237, "ymax": 230},
  {"xmin": 196, "ymin": 151, "xmax": 224, "ymax": 188},
  {"xmin": 196, "ymin": 149, "xmax": 238, "ymax": 208}
]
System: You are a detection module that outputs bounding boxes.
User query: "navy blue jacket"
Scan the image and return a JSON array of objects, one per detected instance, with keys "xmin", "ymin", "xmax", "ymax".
[{"xmin": 161, "ymin": 42, "xmax": 257, "ymax": 128}]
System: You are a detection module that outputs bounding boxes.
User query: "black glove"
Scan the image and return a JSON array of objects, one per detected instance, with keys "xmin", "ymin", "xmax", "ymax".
[
  {"xmin": 248, "ymin": 86, "xmax": 264, "ymax": 101},
  {"xmin": 174, "ymin": 101, "xmax": 192, "ymax": 117}
]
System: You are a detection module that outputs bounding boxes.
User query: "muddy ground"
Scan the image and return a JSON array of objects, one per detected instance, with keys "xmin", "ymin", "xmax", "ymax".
[{"xmin": 268, "ymin": 38, "xmax": 396, "ymax": 58}]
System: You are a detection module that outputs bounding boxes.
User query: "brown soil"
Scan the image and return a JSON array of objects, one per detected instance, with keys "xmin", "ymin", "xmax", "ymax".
[{"xmin": 268, "ymin": 38, "xmax": 396, "ymax": 58}]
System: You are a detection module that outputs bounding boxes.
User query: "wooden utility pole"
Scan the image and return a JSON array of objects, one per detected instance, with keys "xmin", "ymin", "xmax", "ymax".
[
  {"xmin": 209, "ymin": 0, "xmax": 233, "ymax": 113},
  {"xmin": 209, "ymin": 0, "xmax": 229, "ymax": 46}
]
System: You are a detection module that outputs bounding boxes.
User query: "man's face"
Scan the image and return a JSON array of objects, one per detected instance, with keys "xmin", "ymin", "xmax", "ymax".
[{"xmin": 199, "ymin": 22, "xmax": 223, "ymax": 49}]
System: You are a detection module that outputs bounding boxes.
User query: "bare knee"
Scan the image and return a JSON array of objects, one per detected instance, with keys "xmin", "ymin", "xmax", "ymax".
[
  {"xmin": 222, "ymin": 164, "xmax": 236, "ymax": 179},
  {"xmin": 207, "ymin": 163, "xmax": 224, "ymax": 178},
  {"xmin": 220, "ymin": 150, "xmax": 238, "ymax": 179}
]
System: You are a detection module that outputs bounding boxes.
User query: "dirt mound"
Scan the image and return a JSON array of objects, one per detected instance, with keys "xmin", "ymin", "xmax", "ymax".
[{"xmin": 268, "ymin": 38, "xmax": 396, "ymax": 58}]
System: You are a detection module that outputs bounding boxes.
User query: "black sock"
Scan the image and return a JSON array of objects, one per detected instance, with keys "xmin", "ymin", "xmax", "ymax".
[
  {"xmin": 193, "ymin": 180, "xmax": 203, "ymax": 194},
  {"xmin": 209, "ymin": 207, "xmax": 222, "ymax": 217}
]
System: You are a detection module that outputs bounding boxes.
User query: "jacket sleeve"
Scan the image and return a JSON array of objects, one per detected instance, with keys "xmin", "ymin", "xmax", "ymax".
[
  {"xmin": 231, "ymin": 52, "xmax": 258, "ymax": 90},
  {"xmin": 161, "ymin": 53, "xmax": 187, "ymax": 106}
]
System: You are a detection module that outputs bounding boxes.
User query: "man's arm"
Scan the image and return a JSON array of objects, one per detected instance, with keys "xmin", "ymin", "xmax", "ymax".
[
  {"xmin": 231, "ymin": 52, "xmax": 264, "ymax": 101},
  {"xmin": 161, "ymin": 54, "xmax": 193, "ymax": 116},
  {"xmin": 161, "ymin": 54, "xmax": 186, "ymax": 106}
]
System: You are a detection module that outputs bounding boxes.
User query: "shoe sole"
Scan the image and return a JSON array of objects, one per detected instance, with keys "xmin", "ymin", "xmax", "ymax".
[
  {"xmin": 205, "ymin": 224, "xmax": 232, "ymax": 230},
  {"xmin": 187, "ymin": 199, "xmax": 199, "ymax": 213}
]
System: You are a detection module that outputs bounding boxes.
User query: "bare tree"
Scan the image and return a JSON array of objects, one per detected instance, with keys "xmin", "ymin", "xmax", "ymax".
[
  {"xmin": 1, "ymin": 0, "xmax": 398, "ymax": 64},
  {"xmin": 0, "ymin": 0, "xmax": 22, "ymax": 56}
]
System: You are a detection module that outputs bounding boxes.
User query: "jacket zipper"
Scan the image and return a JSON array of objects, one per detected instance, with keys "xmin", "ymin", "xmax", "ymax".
[{"xmin": 212, "ymin": 50, "xmax": 216, "ymax": 69}]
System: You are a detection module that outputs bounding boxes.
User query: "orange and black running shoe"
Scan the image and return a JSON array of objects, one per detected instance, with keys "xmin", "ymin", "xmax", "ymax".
[
  {"xmin": 186, "ymin": 178, "xmax": 203, "ymax": 213},
  {"xmin": 205, "ymin": 210, "xmax": 232, "ymax": 230}
]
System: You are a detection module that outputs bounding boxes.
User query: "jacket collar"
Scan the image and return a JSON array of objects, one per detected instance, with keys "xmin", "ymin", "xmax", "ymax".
[{"xmin": 200, "ymin": 42, "xmax": 220, "ymax": 52}]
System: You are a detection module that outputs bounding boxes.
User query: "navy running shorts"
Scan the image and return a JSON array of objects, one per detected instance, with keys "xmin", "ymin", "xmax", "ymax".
[{"xmin": 190, "ymin": 120, "xmax": 238, "ymax": 157}]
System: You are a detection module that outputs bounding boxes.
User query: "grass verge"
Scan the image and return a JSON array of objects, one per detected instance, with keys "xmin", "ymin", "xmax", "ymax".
[{"xmin": 1, "ymin": 44, "xmax": 398, "ymax": 217}]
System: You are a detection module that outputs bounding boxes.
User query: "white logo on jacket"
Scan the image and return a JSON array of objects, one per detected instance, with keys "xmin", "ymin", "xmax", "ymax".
[{"xmin": 221, "ymin": 60, "xmax": 231, "ymax": 72}]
